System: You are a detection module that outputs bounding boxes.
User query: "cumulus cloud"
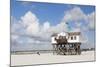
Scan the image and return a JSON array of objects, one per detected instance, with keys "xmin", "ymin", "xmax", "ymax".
[
  {"xmin": 15, "ymin": 11, "xmax": 68, "ymax": 36},
  {"xmin": 42, "ymin": 21, "xmax": 50, "ymax": 32},
  {"xmin": 21, "ymin": 11, "xmax": 68, "ymax": 37},
  {"xmin": 11, "ymin": 35, "xmax": 19, "ymax": 40},
  {"xmin": 62, "ymin": 7, "xmax": 95, "ymax": 31},
  {"xmin": 87, "ymin": 12, "xmax": 95, "ymax": 30},
  {"xmin": 62, "ymin": 7, "xmax": 86, "ymax": 23},
  {"xmin": 11, "ymin": 11, "xmax": 69, "ymax": 50},
  {"xmin": 20, "ymin": 11, "xmax": 40, "ymax": 35}
]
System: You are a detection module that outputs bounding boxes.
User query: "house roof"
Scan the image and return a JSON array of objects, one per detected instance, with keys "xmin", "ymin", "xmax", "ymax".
[
  {"xmin": 68, "ymin": 32, "xmax": 81, "ymax": 35},
  {"xmin": 51, "ymin": 33, "xmax": 57, "ymax": 37},
  {"xmin": 51, "ymin": 32, "xmax": 81, "ymax": 37}
]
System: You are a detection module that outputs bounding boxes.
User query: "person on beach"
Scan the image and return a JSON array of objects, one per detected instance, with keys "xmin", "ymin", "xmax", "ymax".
[{"xmin": 37, "ymin": 52, "xmax": 40, "ymax": 55}]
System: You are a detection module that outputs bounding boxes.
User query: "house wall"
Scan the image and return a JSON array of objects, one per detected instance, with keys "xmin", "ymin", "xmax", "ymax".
[
  {"xmin": 68, "ymin": 35, "xmax": 80, "ymax": 43},
  {"xmin": 51, "ymin": 36, "xmax": 57, "ymax": 44},
  {"xmin": 51, "ymin": 32, "xmax": 81, "ymax": 44}
]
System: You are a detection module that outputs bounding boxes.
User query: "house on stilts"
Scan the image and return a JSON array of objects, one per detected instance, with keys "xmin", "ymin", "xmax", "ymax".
[{"xmin": 51, "ymin": 32, "xmax": 81, "ymax": 55}]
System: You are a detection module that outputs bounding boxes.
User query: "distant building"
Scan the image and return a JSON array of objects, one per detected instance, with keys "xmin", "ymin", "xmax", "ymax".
[{"xmin": 51, "ymin": 32, "xmax": 81, "ymax": 55}]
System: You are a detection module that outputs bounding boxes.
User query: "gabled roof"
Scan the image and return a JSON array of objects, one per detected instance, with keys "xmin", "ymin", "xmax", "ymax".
[
  {"xmin": 51, "ymin": 33, "xmax": 57, "ymax": 37},
  {"xmin": 68, "ymin": 32, "xmax": 81, "ymax": 35},
  {"xmin": 51, "ymin": 32, "xmax": 81, "ymax": 37}
]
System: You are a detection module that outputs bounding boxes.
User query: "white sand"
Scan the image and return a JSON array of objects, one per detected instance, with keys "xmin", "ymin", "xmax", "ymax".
[{"xmin": 11, "ymin": 51, "xmax": 95, "ymax": 66}]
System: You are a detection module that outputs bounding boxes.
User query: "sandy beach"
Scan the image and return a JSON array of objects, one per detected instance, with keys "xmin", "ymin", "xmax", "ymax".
[{"xmin": 11, "ymin": 51, "xmax": 95, "ymax": 66}]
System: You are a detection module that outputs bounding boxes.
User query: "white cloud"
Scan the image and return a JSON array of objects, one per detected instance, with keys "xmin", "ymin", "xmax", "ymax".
[
  {"xmin": 21, "ymin": 11, "xmax": 39, "ymax": 26},
  {"xmin": 48, "ymin": 22, "xmax": 68, "ymax": 34},
  {"xmin": 20, "ymin": 11, "xmax": 40, "ymax": 35},
  {"xmin": 11, "ymin": 35, "xmax": 19, "ymax": 40},
  {"xmin": 11, "ymin": 11, "xmax": 69, "ymax": 50},
  {"xmin": 87, "ymin": 12, "xmax": 95, "ymax": 30},
  {"xmin": 21, "ymin": 11, "xmax": 68, "ymax": 38},
  {"xmin": 62, "ymin": 7, "xmax": 86, "ymax": 23},
  {"xmin": 62, "ymin": 6, "xmax": 95, "ymax": 31},
  {"xmin": 42, "ymin": 21, "xmax": 50, "ymax": 32}
]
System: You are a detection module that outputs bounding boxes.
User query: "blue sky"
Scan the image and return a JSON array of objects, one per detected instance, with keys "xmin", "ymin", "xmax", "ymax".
[
  {"xmin": 11, "ymin": 0, "xmax": 95, "ymax": 51},
  {"xmin": 11, "ymin": 0, "xmax": 95, "ymax": 25}
]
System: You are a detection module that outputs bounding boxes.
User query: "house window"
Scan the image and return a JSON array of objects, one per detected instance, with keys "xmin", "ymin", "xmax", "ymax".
[
  {"xmin": 71, "ymin": 36, "xmax": 73, "ymax": 40},
  {"xmin": 74, "ymin": 36, "xmax": 76, "ymax": 40},
  {"xmin": 71, "ymin": 36, "xmax": 76, "ymax": 40}
]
